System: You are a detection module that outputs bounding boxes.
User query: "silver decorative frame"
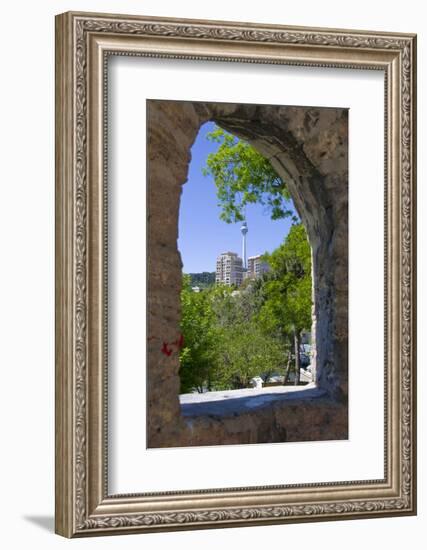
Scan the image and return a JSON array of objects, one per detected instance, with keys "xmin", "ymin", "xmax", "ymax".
[{"xmin": 55, "ymin": 11, "xmax": 416, "ymax": 537}]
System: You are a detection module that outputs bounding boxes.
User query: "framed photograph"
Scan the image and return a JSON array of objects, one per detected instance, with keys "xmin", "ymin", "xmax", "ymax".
[{"xmin": 55, "ymin": 11, "xmax": 417, "ymax": 537}]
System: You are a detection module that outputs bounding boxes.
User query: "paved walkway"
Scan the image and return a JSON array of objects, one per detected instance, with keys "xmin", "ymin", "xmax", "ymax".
[{"xmin": 180, "ymin": 383, "xmax": 325, "ymax": 417}]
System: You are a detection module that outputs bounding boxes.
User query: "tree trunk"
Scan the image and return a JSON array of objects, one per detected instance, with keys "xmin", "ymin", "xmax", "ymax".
[
  {"xmin": 283, "ymin": 352, "xmax": 292, "ymax": 385},
  {"xmin": 294, "ymin": 331, "xmax": 301, "ymax": 385}
]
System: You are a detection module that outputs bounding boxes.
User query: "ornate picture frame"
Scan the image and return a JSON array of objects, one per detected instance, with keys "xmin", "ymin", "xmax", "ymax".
[{"xmin": 55, "ymin": 11, "xmax": 416, "ymax": 537}]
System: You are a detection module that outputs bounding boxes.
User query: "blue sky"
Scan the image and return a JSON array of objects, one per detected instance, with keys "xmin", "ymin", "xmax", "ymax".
[{"xmin": 178, "ymin": 121, "xmax": 298, "ymax": 274}]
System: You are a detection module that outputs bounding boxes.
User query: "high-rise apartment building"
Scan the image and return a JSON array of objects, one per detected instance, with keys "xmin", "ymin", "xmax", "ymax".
[
  {"xmin": 247, "ymin": 254, "xmax": 270, "ymax": 279},
  {"xmin": 215, "ymin": 252, "xmax": 243, "ymax": 286}
]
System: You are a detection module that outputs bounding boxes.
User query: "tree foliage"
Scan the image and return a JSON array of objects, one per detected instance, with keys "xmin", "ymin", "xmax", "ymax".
[
  {"xmin": 203, "ymin": 126, "xmax": 297, "ymax": 223},
  {"xmin": 214, "ymin": 322, "xmax": 286, "ymax": 389},
  {"xmin": 258, "ymin": 224, "xmax": 312, "ymax": 383},
  {"xmin": 179, "ymin": 278, "xmax": 287, "ymax": 393},
  {"xmin": 259, "ymin": 223, "xmax": 312, "ymax": 338},
  {"xmin": 179, "ymin": 275, "xmax": 222, "ymax": 393}
]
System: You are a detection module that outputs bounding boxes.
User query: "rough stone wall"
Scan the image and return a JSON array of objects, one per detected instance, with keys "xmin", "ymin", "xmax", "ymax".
[{"xmin": 147, "ymin": 100, "xmax": 348, "ymax": 448}]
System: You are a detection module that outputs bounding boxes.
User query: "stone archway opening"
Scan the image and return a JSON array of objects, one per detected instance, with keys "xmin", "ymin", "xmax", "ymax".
[{"xmin": 147, "ymin": 100, "xmax": 348, "ymax": 447}]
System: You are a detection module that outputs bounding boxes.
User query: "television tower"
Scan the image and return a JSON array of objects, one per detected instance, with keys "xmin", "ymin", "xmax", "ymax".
[{"xmin": 241, "ymin": 220, "xmax": 248, "ymax": 269}]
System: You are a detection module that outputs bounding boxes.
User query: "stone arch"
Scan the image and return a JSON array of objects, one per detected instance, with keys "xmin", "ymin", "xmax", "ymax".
[{"xmin": 147, "ymin": 100, "xmax": 348, "ymax": 447}]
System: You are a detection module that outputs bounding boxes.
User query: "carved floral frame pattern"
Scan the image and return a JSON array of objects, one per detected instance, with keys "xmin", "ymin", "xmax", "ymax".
[{"xmin": 55, "ymin": 11, "xmax": 416, "ymax": 537}]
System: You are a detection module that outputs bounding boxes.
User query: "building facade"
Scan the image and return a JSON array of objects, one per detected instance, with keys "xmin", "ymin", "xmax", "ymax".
[
  {"xmin": 215, "ymin": 252, "xmax": 244, "ymax": 286},
  {"xmin": 246, "ymin": 254, "xmax": 270, "ymax": 279}
]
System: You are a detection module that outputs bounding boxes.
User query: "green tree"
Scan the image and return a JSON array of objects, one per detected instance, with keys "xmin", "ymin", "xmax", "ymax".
[
  {"xmin": 179, "ymin": 277, "xmax": 288, "ymax": 392},
  {"xmin": 203, "ymin": 126, "xmax": 298, "ymax": 223},
  {"xmin": 214, "ymin": 320, "xmax": 286, "ymax": 389},
  {"xmin": 259, "ymin": 224, "xmax": 312, "ymax": 384},
  {"xmin": 179, "ymin": 276, "xmax": 220, "ymax": 393},
  {"xmin": 211, "ymin": 286, "xmax": 286, "ymax": 388}
]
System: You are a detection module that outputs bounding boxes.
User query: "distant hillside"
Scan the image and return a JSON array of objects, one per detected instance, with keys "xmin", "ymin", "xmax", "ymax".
[{"xmin": 188, "ymin": 272, "xmax": 216, "ymax": 288}]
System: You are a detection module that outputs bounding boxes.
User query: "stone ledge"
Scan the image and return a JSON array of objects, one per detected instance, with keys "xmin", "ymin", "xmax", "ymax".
[
  {"xmin": 180, "ymin": 384, "xmax": 326, "ymax": 417},
  {"xmin": 149, "ymin": 389, "xmax": 347, "ymax": 448}
]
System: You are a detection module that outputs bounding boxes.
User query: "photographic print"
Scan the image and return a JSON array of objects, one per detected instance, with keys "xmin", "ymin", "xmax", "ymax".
[
  {"xmin": 56, "ymin": 12, "xmax": 416, "ymax": 536},
  {"xmin": 147, "ymin": 100, "xmax": 348, "ymax": 448}
]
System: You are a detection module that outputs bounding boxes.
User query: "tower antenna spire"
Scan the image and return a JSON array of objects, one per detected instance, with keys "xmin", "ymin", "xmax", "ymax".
[{"xmin": 241, "ymin": 213, "xmax": 248, "ymax": 270}]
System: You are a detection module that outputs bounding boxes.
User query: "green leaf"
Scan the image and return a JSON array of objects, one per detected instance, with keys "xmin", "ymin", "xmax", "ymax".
[{"xmin": 203, "ymin": 125, "xmax": 294, "ymax": 223}]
